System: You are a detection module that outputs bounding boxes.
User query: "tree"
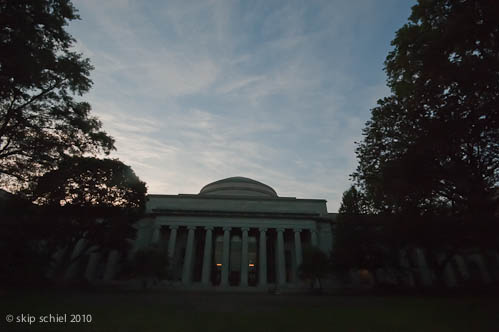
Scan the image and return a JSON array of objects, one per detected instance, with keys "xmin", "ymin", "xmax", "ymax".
[
  {"xmin": 333, "ymin": 187, "xmax": 405, "ymax": 285},
  {"xmin": 338, "ymin": 185, "xmax": 371, "ymax": 215},
  {"xmin": 298, "ymin": 247, "xmax": 330, "ymax": 292},
  {"xmin": 0, "ymin": 0, "xmax": 114, "ymax": 190},
  {"xmin": 0, "ymin": 193, "xmax": 52, "ymax": 287},
  {"xmin": 6, "ymin": 157, "xmax": 147, "ymax": 281},
  {"xmin": 131, "ymin": 246, "xmax": 169, "ymax": 289},
  {"xmin": 355, "ymin": 0, "xmax": 499, "ymax": 216},
  {"xmin": 352, "ymin": 0, "xmax": 499, "ymax": 285},
  {"xmin": 32, "ymin": 156, "xmax": 146, "ymax": 209}
]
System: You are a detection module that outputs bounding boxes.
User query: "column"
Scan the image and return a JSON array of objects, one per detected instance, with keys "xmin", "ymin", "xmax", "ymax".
[
  {"xmin": 221, "ymin": 227, "xmax": 231, "ymax": 286},
  {"xmin": 47, "ymin": 247, "xmax": 67, "ymax": 278},
  {"xmin": 290, "ymin": 246, "xmax": 297, "ymax": 283},
  {"xmin": 494, "ymin": 252, "xmax": 499, "ymax": 282},
  {"xmin": 437, "ymin": 253, "xmax": 457, "ymax": 287},
  {"xmin": 167, "ymin": 226, "xmax": 178, "ymax": 260},
  {"xmin": 151, "ymin": 224, "xmax": 161, "ymax": 244},
  {"xmin": 294, "ymin": 229, "xmax": 303, "ymax": 282},
  {"xmin": 399, "ymin": 250, "xmax": 415, "ymax": 286},
  {"xmin": 240, "ymin": 227, "xmax": 249, "ymax": 287},
  {"xmin": 310, "ymin": 229, "xmax": 318, "ymax": 247},
  {"xmin": 181, "ymin": 226, "xmax": 196, "ymax": 284},
  {"xmin": 294, "ymin": 229, "xmax": 303, "ymax": 267},
  {"xmin": 276, "ymin": 228, "xmax": 286, "ymax": 286},
  {"xmin": 472, "ymin": 254, "xmax": 492, "ymax": 284},
  {"xmin": 259, "ymin": 228, "xmax": 267, "ymax": 287},
  {"xmin": 201, "ymin": 226, "xmax": 214, "ymax": 285},
  {"xmin": 84, "ymin": 252, "xmax": 101, "ymax": 281},
  {"xmin": 64, "ymin": 238, "xmax": 88, "ymax": 280},
  {"xmin": 454, "ymin": 255, "xmax": 470, "ymax": 280},
  {"xmin": 103, "ymin": 250, "xmax": 121, "ymax": 281},
  {"xmin": 414, "ymin": 248, "xmax": 432, "ymax": 286}
]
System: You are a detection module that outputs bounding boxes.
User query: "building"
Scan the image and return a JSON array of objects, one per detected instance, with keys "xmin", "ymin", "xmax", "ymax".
[
  {"xmin": 129, "ymin": 176, "xmax": 333, "ymax": 288},
  {"xmin": 3, "ymin": 178, "xmax": 496, "ymax": 289},
  {"xmin": 81, "ymin": 177, "xmax": 498, "ymax": 290}
]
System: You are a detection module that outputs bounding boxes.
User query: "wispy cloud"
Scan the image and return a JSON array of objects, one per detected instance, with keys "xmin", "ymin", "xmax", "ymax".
[{"xmin": 70, "ymin": 0, "xmax": 414, "ymax": 211}]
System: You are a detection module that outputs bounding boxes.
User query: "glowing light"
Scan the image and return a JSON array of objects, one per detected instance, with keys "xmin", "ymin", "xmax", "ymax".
[
  {"xmin": 216, "ymin": 263, "xmax": 222, "ymax": 266},
  {"xmin": 248, "ymin": 264, "xmax": 255, "ymax": 267}
]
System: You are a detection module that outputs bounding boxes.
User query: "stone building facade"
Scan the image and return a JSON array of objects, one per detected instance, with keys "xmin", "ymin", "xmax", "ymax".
[
  {"xmin": 130, "ymin": 176, "xmax": 333, "ymax": 288},
  {"xmin": 83, "ymin": 177, "xmax": 498, "ymax": 289}
]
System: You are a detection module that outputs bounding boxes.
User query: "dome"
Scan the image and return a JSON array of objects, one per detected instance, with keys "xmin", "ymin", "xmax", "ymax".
[{"xmin": 199, "ymin": 177, "xmax": 278, "ymax": 197}]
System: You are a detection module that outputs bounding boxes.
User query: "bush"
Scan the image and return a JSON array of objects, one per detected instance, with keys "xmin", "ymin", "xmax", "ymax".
[{"xmin": 131, "ymin": 247, "xmax": 168, "ymax": 289}]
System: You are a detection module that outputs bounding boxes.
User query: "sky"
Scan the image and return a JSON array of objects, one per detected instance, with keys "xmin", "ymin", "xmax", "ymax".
[{"xmin": 68, "ymin": 0, "xmax": 415, "ymax": 212}]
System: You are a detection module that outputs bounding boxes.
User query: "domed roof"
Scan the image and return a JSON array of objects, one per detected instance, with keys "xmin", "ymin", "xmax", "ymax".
[{"xmin": 199, "ymin": 177, "xmax": 278, "ymax": 197}]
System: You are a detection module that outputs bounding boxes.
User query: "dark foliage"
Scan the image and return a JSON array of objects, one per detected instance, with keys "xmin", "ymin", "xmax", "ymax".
[
  {"xmin": 347, "ymin": 0, "xmax": 499, "ymax": 283},
  {"xmin": 130, "ymin": 247, "xmax": 169, "ymax": 289},
  {"xmin": 336, "ymin": 2, "xmax": 499, "ymax": 285},
  {"xmin": 354, "ymin": 0, "xmax": 498, "ymax": 217},
  {"xmin": 298, "ymin": 246, "xmax": 330, "ymax": 291},
  {"xmin": 0, "ymin": 0, "xmax": 114, "ymax": 190},
  {"xmin": 31, "ymin": 156, "xmax": 147, "ymax": 209},
  {"xmin": 0, "ymin": 157, "xmax": 147, "ymax": 286}
]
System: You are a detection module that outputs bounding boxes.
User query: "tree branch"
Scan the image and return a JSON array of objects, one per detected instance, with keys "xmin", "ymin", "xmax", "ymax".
[{"xmin": 0, "ymin": 81, "xmax": 62, "ymax": 138}]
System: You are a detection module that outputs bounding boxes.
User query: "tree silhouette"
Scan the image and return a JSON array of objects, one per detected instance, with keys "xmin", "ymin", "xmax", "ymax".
[
  {"xmin": 354, "ymin": 0, "xmax": 499, "ymax": 217},
  {"xmin": 1, "ymin": 157, "xmax": 147, "ymax": 284},
  {"xmin": 351, "ymin": 0, "xmax": 499, "ymax": 286},
  {"xmin": 0, "ymin": 0, "xmax": 114, "ymax": 190},
  {"xmin": 298, "ymin": 247, "xmax": 330, "ymax": 292},
  {"xmin": 32, "ymin": 156, "xmax": 146, "ymax": 209},
  {"xmin": 35, "ymin": 157, "xmax": 146, "ymax": 273},
  {"xmin": 338, "ymin": 185, "xmax": 372, "ymax": 215},
  {"xmin": 333, "ymin": 188, "xmax": 404, "ymax": 285},
  {"xmin": 131, "ymin": 246, "xmax": 169, "ymax": 289}
]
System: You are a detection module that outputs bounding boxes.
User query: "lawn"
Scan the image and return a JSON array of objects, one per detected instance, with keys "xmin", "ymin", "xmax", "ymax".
[{"xmin": 1, "ymin": 289, "xmax": 498, "ymax": 332}]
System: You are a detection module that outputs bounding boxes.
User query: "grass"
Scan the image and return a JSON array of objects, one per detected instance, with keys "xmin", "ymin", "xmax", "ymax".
[{"xmin": 1, "ymin": 289, "xmax": 498, "ymax": 332}]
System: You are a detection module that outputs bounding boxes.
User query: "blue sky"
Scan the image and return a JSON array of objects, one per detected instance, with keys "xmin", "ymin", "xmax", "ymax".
[{"xmin": 69, "ymin": 0, "xmax": 415, "ymax": 212}]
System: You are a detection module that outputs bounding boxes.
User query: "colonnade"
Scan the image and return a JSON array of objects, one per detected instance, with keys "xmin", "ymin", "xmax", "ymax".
[
  {"xmin": 152, "ymin": 224, "xmax": 319, "ymax": 287},
  {"xmin": 80, "ymin": 227, "xmax": 498, "ymax": 289},
  {"xmin": 395, "ymin": 248, "xmax": 495, "ymax": 287}
]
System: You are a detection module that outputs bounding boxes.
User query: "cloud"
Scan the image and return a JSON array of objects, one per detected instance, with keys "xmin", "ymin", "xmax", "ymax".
[
  {"xmin": 216, "ymin": 76, "xmax": 265, "ymax": 95},
  {"xmin": 70, "ymin": 0, "xmax": 413, "ymax": 211},
  {"xmin": 130, "ymin": 52, "xmax": 219, "ymax": 97}
]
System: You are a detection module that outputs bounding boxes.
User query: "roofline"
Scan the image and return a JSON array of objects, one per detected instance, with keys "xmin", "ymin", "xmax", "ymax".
[
  {"xmin": 144, "ymin": 210, "xmax": 333, "ymax": 223},
  {"xmin": 149, "ymin": 209, "xmax": 324, "ymax": 219},
  {"xmin": 147, "ymin": 193, "xmax": 327, "ymax": 203}
]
